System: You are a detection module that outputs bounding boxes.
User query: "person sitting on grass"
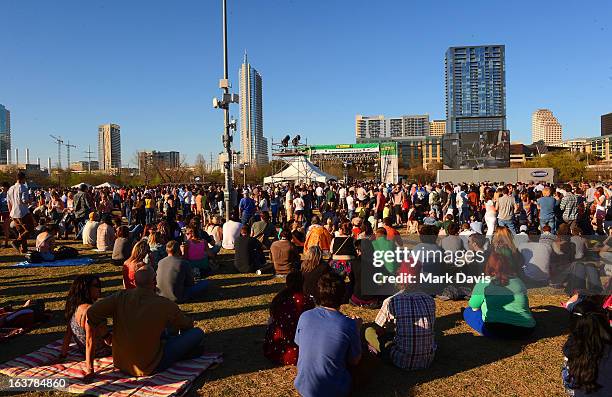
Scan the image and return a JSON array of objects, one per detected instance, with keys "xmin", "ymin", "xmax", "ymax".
[
  {"xmin": 35, "ymin": 224, "xmax": 56, "ymax": 261},
  {"xmin": 463, "ymin": 228, "xmax": 536, "ymax": 338},
  {"xmin": 96, "ymin": 214, "xmax": 115, "ymax": 252},
  {"xmin": 181, "ymin": 226, "xmax": 212, "ymax": 278},
  {"xmin": 86, "ymin": 266, "xmax": 205, "ymax": 378},
  {"xmin": 122, "ymin": 240, "xmax": 150, "ymax": 289},
  {"xmin": 81, "ymin": 212, "xmax": 98, "ymax": 247},
  {"xmin": 562, "ymin": 299, "xmax": 611, "ymax": 397},
  {"xmin": 157, "ymin": 241, "xmax": 208, "ymax": 303},
  {"xmin": 270, "ymin": 229, "xmax": 300, "ymax": 276},
  {"xmin": 364, "ymin": 261, "xmax": 436, "ymax": 370},
  {"xmin": 301, "ymin": 245, "xmax": 329, "ymax": 300},
  {"xmin": 263, "ymin": 271, "xmax": 315, "ymax": 366},
  {"xmin": 233, "ymin": 224, "xmax": 266, "ymax": 274},
  {"xmin": 60, "ymin": 275, "xmax": 111, "ymax": 359},
  {"xmin": 294, "ymin": 272, "xmax": 362, "ymax": 397},
  {"xmin": 111, "ymin": 226, "xmax": 131, "ymax": 266}
]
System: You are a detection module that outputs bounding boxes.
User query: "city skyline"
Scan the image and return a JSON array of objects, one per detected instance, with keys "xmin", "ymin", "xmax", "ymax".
[{"xmin": 1, "ymin": 1, "xmax": 610, "ymax": 164}]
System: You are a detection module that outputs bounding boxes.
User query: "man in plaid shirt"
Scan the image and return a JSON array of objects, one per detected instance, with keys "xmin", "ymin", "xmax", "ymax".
[
  {"xmin": 364, "ymin": 264, "xmax": 436, "ymax": 370},
  {"xmin": 559, "ymin": 184, "xmax": 578, "ymax": 229}
]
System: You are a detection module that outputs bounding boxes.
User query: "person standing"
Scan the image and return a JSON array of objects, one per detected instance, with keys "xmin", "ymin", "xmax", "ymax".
[
  {"xmin": 495, "ymin": 187, "xmax": 518, "ymax": 234},
  {"xmin": 537, "ymin": 187, "xmax": 558, "ymax": 233},
  {"xmin": 559, "ymin": 185, "xmax": 578, "ymax": 230},
  {"xmin": 0, "ymin": 182, "xmax": 11, "ymax": 248},
  {"xmin": 6, "ymin": 172, "xmax": 34, "ymax": 253},
  {"xmin": 73, "ymin": 183, "xmax": 92, "ymax": 240}
]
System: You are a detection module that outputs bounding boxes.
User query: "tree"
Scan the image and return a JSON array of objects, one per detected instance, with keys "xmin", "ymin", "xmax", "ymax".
[
  {"xmin": 194, "ymin": 154, "xmax": 207, "ymax": 181},
  {"xmin": 524, "ymin": 151, "xmax": 587, "ymax": 182}
]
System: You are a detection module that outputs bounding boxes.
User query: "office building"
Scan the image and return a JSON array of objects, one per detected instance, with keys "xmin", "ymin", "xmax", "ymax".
[
  {"xmin": 98, "ymin": 123, "xmax": 121, "ymax": 170},
  {"xmin": 430, "ymin": 120, "xmax": 446, "ymax": 136},
  {"xmin": 446, "ymin": 45, "xmax": 506, "ymax": 134},
  {"xmin": 602, "ymin": 113, "xmax": 612, "ymax": 136},
  {"xmin": 0, "ymin": 104, "xmax": 11, "ymax": 165},
  {"xmin": 70, "ymin": 160, "xmax": 100, "ymax": 172},
  {"xmin": 138, "ymin": 151, "xmax": 180, "ymax": 172},
  {"xmin": 532, "ymin": 109, "xmax": 563, "ymax": 144},
  {"xmin": 239, "ymin": 52, "xmax": 268, "ymax": 165},
  {"xmin": 355, "ymin": 114, "xmax": 430, "ymax": 139}
]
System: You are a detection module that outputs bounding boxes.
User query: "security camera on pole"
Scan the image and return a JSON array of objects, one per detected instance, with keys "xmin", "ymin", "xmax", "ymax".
[{"xmin": 213, "ymin": 0, "xmax": 239, "ymax": 222}]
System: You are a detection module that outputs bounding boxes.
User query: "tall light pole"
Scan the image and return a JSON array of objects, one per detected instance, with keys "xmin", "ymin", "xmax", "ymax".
[{"xmin": 213, "ymin": 0, "xmax": 239, "ymax": 221}]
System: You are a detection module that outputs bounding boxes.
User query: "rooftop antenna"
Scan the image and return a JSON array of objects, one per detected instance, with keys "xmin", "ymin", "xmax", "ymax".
[{"xmin": 49, "ymin": 134, "xmax": 64, "ymax": 169}]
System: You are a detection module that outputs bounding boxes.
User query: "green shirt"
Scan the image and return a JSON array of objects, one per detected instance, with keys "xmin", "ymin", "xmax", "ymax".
[{"xmin": 468, "ymin": 277, "xmax": 535, "ymax": 328}]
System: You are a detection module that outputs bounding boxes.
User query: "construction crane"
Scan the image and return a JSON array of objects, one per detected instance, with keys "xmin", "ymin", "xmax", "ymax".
[
  {"xmin": 64, "ymin": 140, "xmax": 77, "ymax": 170},
  {"xmin": 49, "ymin": 134, "xmax": 64, "ymax": 169}
]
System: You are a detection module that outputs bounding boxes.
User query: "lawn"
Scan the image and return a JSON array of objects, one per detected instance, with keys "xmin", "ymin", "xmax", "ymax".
[{"xmin": 0, "ymin": 239, "xmax": 571, "ymax": 397}]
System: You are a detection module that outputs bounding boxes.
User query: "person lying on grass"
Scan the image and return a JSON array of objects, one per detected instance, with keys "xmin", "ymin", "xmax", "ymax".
[
  {"xmin": 60, "ymin": 275, "xmax": 111, "ymax": 360},
  {"xmin": 85, "ymin": 266, "xmax": 204, "ymax": 378}
]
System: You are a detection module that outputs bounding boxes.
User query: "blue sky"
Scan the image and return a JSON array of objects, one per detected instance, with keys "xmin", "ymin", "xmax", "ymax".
[{"xmin": 1, "ymin": 0, "xmax": 611, "ymax": 166}]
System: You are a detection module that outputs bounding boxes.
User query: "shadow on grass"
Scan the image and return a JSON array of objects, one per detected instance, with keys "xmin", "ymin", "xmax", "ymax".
[
  {"xmin": 204, "ymin": 282, "xmax": 283, "ymax": 302},
  {"xmin": 194, "ymin": 324, "xmax": 274, "ymax": 384},
  {"xmin": 354, "ymin": 305, "xmax": 569, "ymax": 396},
  {"xmin": 188, "ymin": 303, "xmax": 270, "ymax": 322}
]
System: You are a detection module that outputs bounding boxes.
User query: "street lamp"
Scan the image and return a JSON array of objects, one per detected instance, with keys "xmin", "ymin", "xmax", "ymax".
[
  {"xmin": 241, "ymin": 162, "xmax": 249, "ymax": 187},
  {"xmin": 212, "ymin": 0, "xmax": 239, "ymax": 221}
]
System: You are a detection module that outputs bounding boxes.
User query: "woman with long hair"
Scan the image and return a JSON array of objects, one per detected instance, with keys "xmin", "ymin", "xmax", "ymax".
[
  {"xmin": 490, "ymin": 226, "xmax": 523, "ymax": 274},
  {"xmin": 60, "ymin": 274, "xmax": 111, "ymax": 359},
  {"xmin": 122, "ymin": 240, "xmax": 150, "ymax": 289},
  {"xmin": 463, "ymin": 227, "xmax": 535, "ymax": 338},
  {"xmin": 181, "ymin": 226, "xmax": 211, "ymax": 277},
  {"xmin": 263, "ymin": 271, "xmax": 315, "ymax": 366},
  {"xmin": 562, "ymin": 299, "xmax": 611, "ymax": 396},
  {"xmin": 329, "ymin": 222, "xmax": 357, "ymax": 276},
  {"xmin": 301, "ymin": 245, "xmax": 329, "ymax": 300}
]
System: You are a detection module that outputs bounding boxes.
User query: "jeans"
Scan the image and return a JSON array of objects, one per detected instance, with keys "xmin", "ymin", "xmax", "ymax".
[
  {"xmin": 217, "ymin": 201, "xmax": 224, "ymax": 217},
  {"xmin": 145, "ymin": 208, "xmax": 155, "ymax": 225},
  {"xmin": 155, "ymin": 327, "xmax": 205, "ymax": 372},
  {"xmin": 497, "ymin": 218, "xmax": 516, "ymax": 234},
  {"xmin": 125, "ymin": 208, "xmax": 132, "ymax": 226},
  {"xmin": 540, "ymin": 218, "xmax": 556, "ymax": 234},
  {"xmin": 184, "ymin": 280, "xmax": 209, "ymax": 302},
  {"xmin": 463, "ymin": 308, "xmax": 534, "ymax": 338}
]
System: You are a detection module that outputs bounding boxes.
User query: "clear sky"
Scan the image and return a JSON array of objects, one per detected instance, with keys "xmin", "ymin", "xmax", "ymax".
[{"xmin": 1, "ymin": 0, "xmax": 611, "ymax": 166}]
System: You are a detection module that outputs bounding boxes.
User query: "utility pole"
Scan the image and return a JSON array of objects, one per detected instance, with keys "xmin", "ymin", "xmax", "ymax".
[
  {"xmin": 84, "ymin": 145, "xmax": 95, "ymax": 173},
  {"xmin": 213, "ymin": 0, "xmax": 239, "ymax": 221}
]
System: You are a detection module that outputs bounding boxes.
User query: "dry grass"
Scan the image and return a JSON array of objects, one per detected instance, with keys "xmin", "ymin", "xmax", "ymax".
[{"xmin": 0, "ymin": 239, "xmax": 572, "ymax": 397}]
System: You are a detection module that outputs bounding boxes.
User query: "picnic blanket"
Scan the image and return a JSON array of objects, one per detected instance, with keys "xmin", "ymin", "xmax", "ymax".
[
  {"xmin": 11, "ymin": 258, "xmax": 94, "ymax": 268},
  {"xmin": 0, "ymin": 339, "xmax": 223, "ymax": 397}
]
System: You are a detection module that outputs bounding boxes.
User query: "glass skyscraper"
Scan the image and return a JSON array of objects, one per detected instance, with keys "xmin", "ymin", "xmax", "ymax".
[
  {"xmin": 239, "ymin": 52, "xmax": 268, "ymax": 165},
  {"xmin": 445, "ymin": 45, "xmax": 506, "ymax": 134},
  {"xmin": 0, "ymin": 104, "xmax": 11, "ymax": 165}
]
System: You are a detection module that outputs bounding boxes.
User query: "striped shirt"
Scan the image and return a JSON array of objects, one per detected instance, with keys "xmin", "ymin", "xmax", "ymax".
[{"xmin": 375, "ymin": 291, "xmax": 436, "ymax": 370}]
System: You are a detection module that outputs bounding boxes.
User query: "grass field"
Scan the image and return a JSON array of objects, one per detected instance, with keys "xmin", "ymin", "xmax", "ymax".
[{"xmin": 0, "ymin": 238, "xmax": 573, "ymax": 397}]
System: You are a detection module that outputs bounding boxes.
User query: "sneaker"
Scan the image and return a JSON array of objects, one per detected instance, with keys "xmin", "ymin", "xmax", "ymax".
[{"xmin": 255, "ymin": 269, "xmax": 262, "ymax": 275}]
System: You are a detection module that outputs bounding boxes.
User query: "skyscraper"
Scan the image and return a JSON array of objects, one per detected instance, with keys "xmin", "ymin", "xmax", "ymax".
[
  {"xmin": 0, "ymin": 104, "xmax": 11, "ymax": 165},
  {"xmin": 98, "ymin": 123, "xmax": 121, "ymax": 170},
  {"xmin": 239, "ymin": 52, "xmax": 268, "ymax": 165},
  {"xmin": 532, "ymin": 109, "xmax": 562, "ymax": 144},
  {"xmin": 445, "ymin": 45, "xmax": 506, "ymax": 134},
  {"xmin": 602, "ymin": 113, "xmax": 612, "ymax": 136}
]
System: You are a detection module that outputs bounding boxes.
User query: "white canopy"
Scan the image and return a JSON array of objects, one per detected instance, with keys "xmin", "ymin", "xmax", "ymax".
[
  {"xmin": 264, "ymin": 156, "xmax": 337, "ymax": 184},
  {"xmin": 95, "ymin": 182, "xmax": 119, "ymax": 189}
]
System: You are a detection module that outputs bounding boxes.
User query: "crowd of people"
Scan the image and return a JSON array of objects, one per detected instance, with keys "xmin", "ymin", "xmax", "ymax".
[{"xmin": 1, "ymin": 171, "xmax": 611, "ymax": 396}]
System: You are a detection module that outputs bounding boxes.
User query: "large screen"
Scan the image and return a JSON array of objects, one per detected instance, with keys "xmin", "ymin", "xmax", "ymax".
[{"xmin": 442, "ymin": 130, "xmax": 510, "ymax": 169}]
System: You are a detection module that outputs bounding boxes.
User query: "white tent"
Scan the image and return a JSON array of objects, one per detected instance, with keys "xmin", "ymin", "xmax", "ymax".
[
  {"xmin": 95, "ymin": 182, "xmax": 119, "ymax": 189},
  {"xmin": 263, "ymin": 156, "xmax": 337, "ymax": 184}
]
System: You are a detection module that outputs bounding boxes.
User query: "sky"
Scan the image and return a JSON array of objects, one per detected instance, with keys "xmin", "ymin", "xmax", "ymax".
[{"xmin": 1, "ymin": 0, "xmax": 611, "ymax": 166}]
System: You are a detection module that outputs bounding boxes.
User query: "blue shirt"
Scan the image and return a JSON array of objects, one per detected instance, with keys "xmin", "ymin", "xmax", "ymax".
[
  {"xmin": 537, "ymin": 196, "xmax": 556, "ymax": 220},
  {"xmin": 294, "ymin": 307, "xmax": 361, "ymax": 397},
  {"xmin": 0, "ymin": 192, "xmax": 8, "ymax": 213},
  {"xmin": 239, "ymin": 197, "xmax": 256, "ymax": 216}
]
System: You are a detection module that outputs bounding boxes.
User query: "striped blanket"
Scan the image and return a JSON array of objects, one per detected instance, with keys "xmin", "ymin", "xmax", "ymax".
[{"xmin": 0, "ymin": 339, "xmax": 222, "ymax": 397}]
